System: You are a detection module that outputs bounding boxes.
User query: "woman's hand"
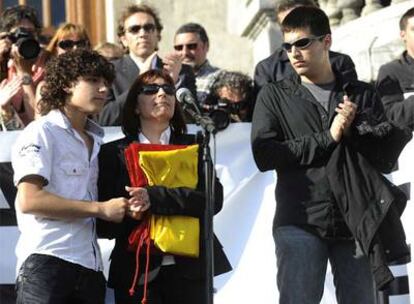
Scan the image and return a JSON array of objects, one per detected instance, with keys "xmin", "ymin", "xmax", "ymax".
[
  {"xmin": 125, "ymin": 186, "xmax": 151, "ymax": 220},
  {"xmin": 0, "ymin": 77, "xmax": 23, "ymax": 109}
]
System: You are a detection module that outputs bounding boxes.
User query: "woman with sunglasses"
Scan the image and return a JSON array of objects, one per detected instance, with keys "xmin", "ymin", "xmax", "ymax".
[
  {"xmin": 97, "ymin": 69, "xmax": 231, "ymax": 304},
  {"xmin": 34, "ymin": 23, "xmax": 91, "ymax": 117},
  {"xmin": 45, "ymin": 23, "xmax": 91, "ymax": 56}
]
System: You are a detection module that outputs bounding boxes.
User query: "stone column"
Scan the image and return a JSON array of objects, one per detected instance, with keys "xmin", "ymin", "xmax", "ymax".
[
  {"xmin": 338, "ymin": 0, "xmax": 363, "ymax": 24},
  {"xmin": 361, "ymin": 0, "xmax": 383, "ymax": 16},
  {"xmin": 325, "ymin": 0, "xmax": 342, "ymax": 28}
]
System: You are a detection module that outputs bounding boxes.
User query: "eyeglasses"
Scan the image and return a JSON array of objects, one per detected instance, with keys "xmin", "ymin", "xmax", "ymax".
[
  {"xmin": 58, "ymin": 39, "xmax": 88, "ymax": 50},
  {"xmin": 173, "ymin": 43, "xmax": 198, "ymax": 51},
  {"xmin": 126, "ymin": 24, "xmax": 156, "ymax": 34},
  {"xmin": 141, "ymin": 84, "xmax": 175, "ymax": 95},
  {"xmin": 281, "ymin": 35, "xmax": 326, "ymax": 52}
]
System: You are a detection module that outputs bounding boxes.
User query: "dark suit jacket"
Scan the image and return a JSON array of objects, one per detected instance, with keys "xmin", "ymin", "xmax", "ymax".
[
  {"xmin": 254, "ymin": 47, "xmax": 358, "ymax": 94},
  {"xmin": 376, "ymin": 51, "xmax": 414, "ymax": 131},
  {"xmin": 98, "ymin": 54, "xmax": 197, "ymax": 126},
  {"xmin": 97, "ymin": 133, "xmax": 232, "ymax": 292}
]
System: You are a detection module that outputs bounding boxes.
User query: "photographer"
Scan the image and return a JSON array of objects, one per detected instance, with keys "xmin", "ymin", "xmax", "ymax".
[
  {"xmin": 0, "ymin": 5, "xmax": 43, "ymax": 130},
  {"xmin": 202, "ymin": 71, "xmax": 254, "ymax": 130}
]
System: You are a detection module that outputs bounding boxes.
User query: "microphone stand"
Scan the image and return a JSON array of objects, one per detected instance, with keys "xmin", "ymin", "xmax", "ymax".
[{"xmin": 182, "ymin": 104, "xmax": 216, "ymax": 304}]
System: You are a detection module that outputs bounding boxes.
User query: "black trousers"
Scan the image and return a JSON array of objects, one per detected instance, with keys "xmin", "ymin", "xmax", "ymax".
[
  {"xmin": 114, "ymin": 264, "xmax": 205, "ymax": 304},
  {"xmin": 16, "ymin": 254, "xmax": 106, "ymax": 304}
]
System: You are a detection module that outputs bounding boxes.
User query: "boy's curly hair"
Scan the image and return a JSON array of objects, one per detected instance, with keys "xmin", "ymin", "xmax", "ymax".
[{"xmin": 39, "ymin": 49, "xmax": 115, "ymax": 115}]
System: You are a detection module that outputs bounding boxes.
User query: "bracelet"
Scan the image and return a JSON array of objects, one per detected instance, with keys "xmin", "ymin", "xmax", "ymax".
[
  {"xmin": 0, "ymin": 106, "xmax": 15, "ymax": 123},
  {"xmin": 21, "ymin": 74, "xmax": 33, "ymax": 86}
]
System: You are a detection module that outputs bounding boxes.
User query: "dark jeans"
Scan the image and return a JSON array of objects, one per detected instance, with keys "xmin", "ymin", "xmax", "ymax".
[
  {"xmin": 15, "ymin": 254, "xmax": 106, "ymax": 304},
  {"xmin": 274, "ymin": 225, "xmax": 375, "ymax": 304},
  {"xmin": 114, "ymin": 264, "xmax": 205, "ymax": 304}
]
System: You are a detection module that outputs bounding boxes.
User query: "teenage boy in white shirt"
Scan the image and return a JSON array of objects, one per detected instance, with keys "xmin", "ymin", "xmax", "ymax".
[{"xmin": 12, "ymin": 49, "xmax": 128, "ymax": 304}]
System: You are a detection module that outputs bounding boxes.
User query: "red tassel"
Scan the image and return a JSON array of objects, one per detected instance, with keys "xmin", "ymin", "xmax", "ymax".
[{"xmin": 128, "ymin": 219, "xmax": 151, "ymax": 304}]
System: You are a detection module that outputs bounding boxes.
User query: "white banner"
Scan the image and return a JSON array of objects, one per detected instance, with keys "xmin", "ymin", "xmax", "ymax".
[{"xmin": 1, "ymin": 124, "xmax": 413, "ymax": 303}]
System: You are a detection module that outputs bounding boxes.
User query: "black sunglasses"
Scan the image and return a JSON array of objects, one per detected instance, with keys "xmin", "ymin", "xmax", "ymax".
[
  {"xmin": 281, "ymin": 35, "xmax": 326, "ymax": 52},
  {"xmin": 174, "ymin": 43, "xmax": 198, "ymax": 51},
  {"xmin": 127, "ymin": 23, "xmax": 156, "ymax": 34},
  {"xmin": 141, "ymin": 84, "xmax": 175, "ymax": 95},
  {"xmin": 58, "ymin": 39, "xmax": 88, "ymax": 50}
]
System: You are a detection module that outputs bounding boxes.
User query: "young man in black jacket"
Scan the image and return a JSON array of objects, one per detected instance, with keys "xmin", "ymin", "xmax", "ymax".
[
  {"xmin": 251, "ymin": 6, "xmax": 410, "ymax": 304},
  {"xmin": 376, "ymin": 7, "xmax": 414, "ymax": 131},
  {"xmin": 253, "ymin": 0, "xmax": 357, "ymax": 94}
]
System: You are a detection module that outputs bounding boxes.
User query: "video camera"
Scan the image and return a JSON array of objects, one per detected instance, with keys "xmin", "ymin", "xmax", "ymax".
[
  {"xmin": 6, "ymin": 27, "xmax": 40, "ymax": 60},
  {"xmin": 201, "ymin": 98, "xmax": 249, "ymax": 131}
]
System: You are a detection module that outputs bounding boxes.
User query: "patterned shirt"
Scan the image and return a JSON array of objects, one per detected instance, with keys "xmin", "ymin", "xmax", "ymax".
[{"xmin": 194, "ymin": 60, "xmax": 220, "ymax": 104}]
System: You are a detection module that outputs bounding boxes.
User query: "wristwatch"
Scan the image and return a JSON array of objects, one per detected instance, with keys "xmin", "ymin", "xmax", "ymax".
[{"xmin": 21, "ymin": 74, "xmax": 33, "ymax": 85}]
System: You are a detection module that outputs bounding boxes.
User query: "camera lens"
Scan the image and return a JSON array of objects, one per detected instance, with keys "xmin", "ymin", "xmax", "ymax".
[{"xmin": 16, "ymin": 38, "xmax": 40, "ymax": 59}]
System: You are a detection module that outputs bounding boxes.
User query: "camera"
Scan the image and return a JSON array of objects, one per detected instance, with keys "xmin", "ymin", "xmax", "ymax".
[
  {"xmin": 202, "ymin": 99, "xmax": 248, "ymax": 131},
  {"xmin": 7, "ymin": 27, "xmax": 40, "ymax": 60}
]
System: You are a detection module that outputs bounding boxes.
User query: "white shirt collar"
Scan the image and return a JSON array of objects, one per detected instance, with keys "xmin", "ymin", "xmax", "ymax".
[
  {"xmin": 47, "ymin": 110, "xmax": 104, "ymax": 139},
  {"xmin": 129, "ymin": 52, "xmax": 158, "ymax": 72},
  {"xmin": 138, "ymin": 126, "xmax": 171, "ymax": 145}
]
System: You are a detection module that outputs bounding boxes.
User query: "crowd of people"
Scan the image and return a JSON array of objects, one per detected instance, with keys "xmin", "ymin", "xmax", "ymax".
[{"xmin": 1, "ymin": 1, "xmax": 413, "ymax": 304}]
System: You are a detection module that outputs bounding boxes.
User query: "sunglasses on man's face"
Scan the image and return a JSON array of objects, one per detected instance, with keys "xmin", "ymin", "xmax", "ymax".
[
  {"xmin": 58, "ymin": 39, "xmax": 88, "ymax": 50},
  {"xmin": 173, "ymin": 43, "xmax": 198, "ymax": 51},
  {"xmin": 127, "ymin": 23, "xmax": 156, "ymax": 34},
  {"xmin": 141, "ymin": 84, "xmax": 175, "ymax": 96},
  {"xmin": 281, "ymin": 35, "xmax": 326, "ymax": 52}
]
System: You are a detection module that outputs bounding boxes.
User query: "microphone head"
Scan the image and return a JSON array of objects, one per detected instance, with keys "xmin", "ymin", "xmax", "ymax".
[{"xmin": 176, "ymin": 88, "xmax": 192, "ymax": 105}]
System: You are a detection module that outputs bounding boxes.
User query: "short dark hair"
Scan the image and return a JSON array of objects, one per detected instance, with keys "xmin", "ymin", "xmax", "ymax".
[
  {"xmin": 400, "ymin": 7, "xmax": 414, "ymax": 31},
  {"xmin": 122, "ymin": 69, "xmax": 187, "ymax": 137},
  {"xmin": 281, "ymin": 6, "xmax": 331, "ymax": 36},
  {"xmin": 117, "ymin": 4, "xmax": 163, "ymax": 38},
  {"xmin": 39, "ymin": 49, "xmax": 115, "ymax": 115},
  {"xmin": 0, "ymin": 5, "xmax": 42, "ymax": 34},
  {"xmin": 276, "ymin": 0, "xmax": 317, "ymax": 23},
  {"xmin": 175, "ymin": 23, "xmax": 209, "ymax": 44}
]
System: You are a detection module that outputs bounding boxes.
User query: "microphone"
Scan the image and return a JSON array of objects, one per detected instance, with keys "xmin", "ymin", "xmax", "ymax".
[
  {"xmin": 176, "ymin": 88, "xmax": 217, "ymax": 134},
  {"xmin": 176, "ymin": 88, "xmax": 201, "ymax": 114}
]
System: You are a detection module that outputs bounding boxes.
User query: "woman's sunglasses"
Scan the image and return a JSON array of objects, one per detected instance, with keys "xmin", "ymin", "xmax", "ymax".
[
  {"xmin": 281, "ymin": 35, "xmax": 326, "ymax": 52},
  {"xmin": 58, "ymin": 39, "xmax": 88, "ymax": 50},
  {"xmin": 141, "ymin": 84, "xmax": 175, "ymax": 96}
]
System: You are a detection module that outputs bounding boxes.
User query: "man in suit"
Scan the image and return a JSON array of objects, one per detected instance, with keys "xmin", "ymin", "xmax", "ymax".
[
  {"xmin": 253, "ymin": 0, "xmax": 357, "ymax": 94},
  {"xmin": 98, "ymin": 4, "xmax": 196, "ymax": 126},
  {"xmin": 376, "ymin": 7, "xmax": 414, "ymax": 131}
]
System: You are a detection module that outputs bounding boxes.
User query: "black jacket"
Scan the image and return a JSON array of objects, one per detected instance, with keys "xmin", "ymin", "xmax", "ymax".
[
  {"xmin": 97, "ymin": 133, "xmax": 232, "ymax": 292},
  {"xmin": 98, "ymin": 54, "xmax": 197, "ymax": 126},
  {"xmin": 254, "ymin": 47, "xmax": 357, "ymax": 94},
  {"xmin": 326, "ymin": 130, "xmax": 411, "ymax": 289},
  {"xmin": 376, "ymin": 51, "xmax": 414, "ymax": 130},
  {"xmin": 251, "ymin": 72, "xmax": 412, "ymax": 289}
]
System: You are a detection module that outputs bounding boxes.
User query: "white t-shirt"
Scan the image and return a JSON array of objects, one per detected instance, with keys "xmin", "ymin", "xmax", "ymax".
[{"xmin": 12, "ymin": 110, "xmax": 104, "ymax": 274}]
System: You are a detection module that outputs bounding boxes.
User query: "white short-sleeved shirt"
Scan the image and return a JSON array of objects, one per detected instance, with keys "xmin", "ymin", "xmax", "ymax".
[{"xmin": 12, "ymin": 110, "xmax": 104, "ymax": 274}]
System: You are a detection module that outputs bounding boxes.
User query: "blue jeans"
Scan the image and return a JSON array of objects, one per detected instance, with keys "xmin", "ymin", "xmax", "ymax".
[
  {"xmin": 15, "ymin": 254, "xmax": 106, "ymax": 304},
  {"xmin": 274, "ymin": 226, "xmax": 375, "ymax": 304}
]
